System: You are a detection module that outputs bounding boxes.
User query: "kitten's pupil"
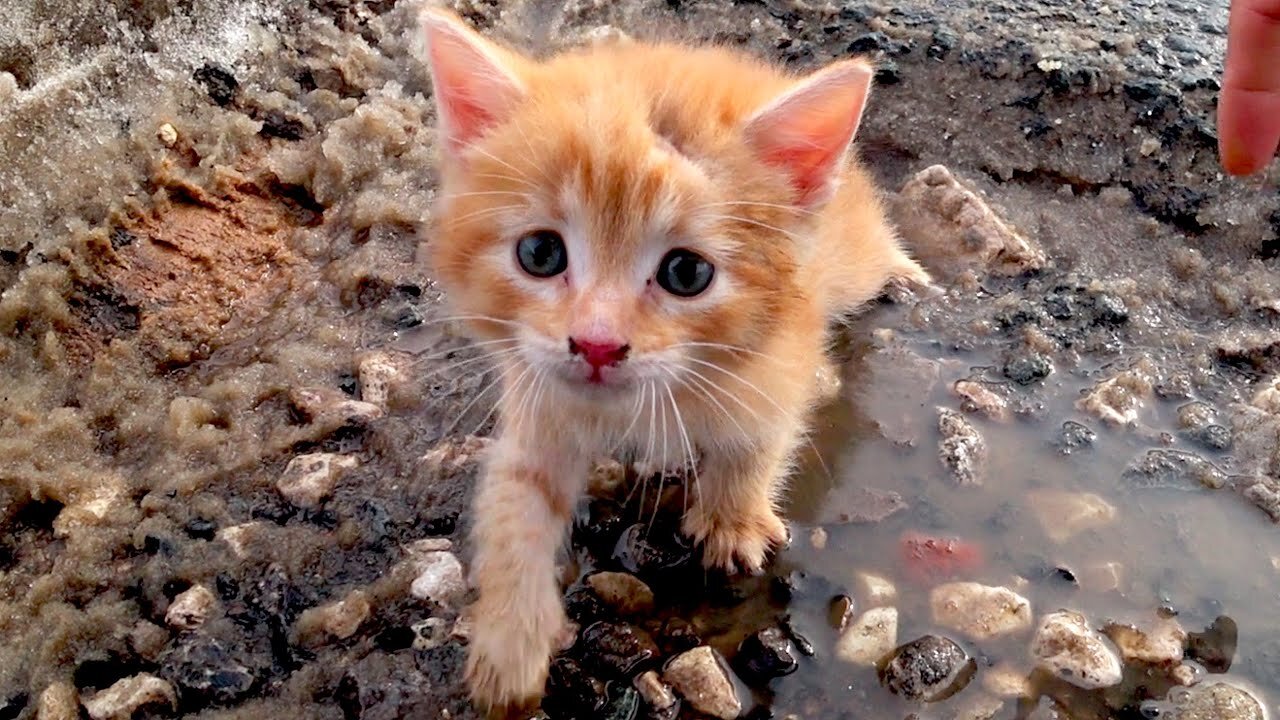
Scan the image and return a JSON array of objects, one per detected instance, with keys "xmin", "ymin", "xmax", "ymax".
[
  {"xmin": 657, "ymin": 249, "xmax": 714, "ymax": 297},
  {"xmin": 516, "ymin": 230, "xmax": 568, "ymax": 278}
]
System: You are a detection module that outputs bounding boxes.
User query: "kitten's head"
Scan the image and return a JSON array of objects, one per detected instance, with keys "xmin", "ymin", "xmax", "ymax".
[{"xmin": 419, "ymin": 9, "xmax": 892, "ymax": 395}]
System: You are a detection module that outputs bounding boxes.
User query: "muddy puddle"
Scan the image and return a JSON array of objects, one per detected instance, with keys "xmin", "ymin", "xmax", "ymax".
[{"xmin": 2, "ymin": 0, "xmax": 1280, "ymax": 719}]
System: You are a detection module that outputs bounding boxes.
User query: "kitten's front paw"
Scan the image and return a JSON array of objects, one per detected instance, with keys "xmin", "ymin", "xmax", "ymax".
[
  {"xmin": 464, "ymin": 599, "xmax": 564, "ymax": 714},
  {"xmin": 683, "ymin": 505, "xmax": 789, "ymax": 575}
]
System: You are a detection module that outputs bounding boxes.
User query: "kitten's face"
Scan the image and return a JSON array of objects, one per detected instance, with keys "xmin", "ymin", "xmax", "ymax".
[
  {"xmin": 433, "ymin": 108, "xmax": 796, "ymax": 395},
  {"xmin": 420, "ymin": 9, "xmax": 886, "ymax": 399}
]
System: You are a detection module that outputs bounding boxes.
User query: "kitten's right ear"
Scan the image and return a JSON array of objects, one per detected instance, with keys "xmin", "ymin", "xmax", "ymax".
[{"xmin": 419, "ymin": 8, "xmax": 526, "ymax": 157}]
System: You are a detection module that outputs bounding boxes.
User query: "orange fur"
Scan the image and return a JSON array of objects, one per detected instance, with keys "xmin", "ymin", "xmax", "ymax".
[{"xmin": 417, "ymin": 8, "xmax": 929, "ymax": 713}]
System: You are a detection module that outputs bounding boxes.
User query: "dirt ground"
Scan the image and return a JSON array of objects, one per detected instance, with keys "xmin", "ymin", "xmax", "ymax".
[{"xmin": 1, "ymin": 0, "xmax": 1278, "ymax": 718}]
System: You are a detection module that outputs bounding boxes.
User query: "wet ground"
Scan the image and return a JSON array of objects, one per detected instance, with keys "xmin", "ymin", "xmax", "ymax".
[{"xmin": 1, "ymin": 0, "xmax": 1278, "ymax": 718}]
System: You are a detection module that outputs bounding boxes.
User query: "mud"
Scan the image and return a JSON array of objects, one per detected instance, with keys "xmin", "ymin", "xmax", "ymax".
[{"xmin": 1, "ymin": 0, "xmax": 1279, "ymax": 719}]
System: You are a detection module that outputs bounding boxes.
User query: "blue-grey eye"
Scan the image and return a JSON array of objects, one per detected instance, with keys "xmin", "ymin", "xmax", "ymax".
[
  {"xmin": 657, "ymin": 249, "xmax": 714, "ymax": 297},
  {"xmin": 516, "ymin": 230, "xmax": 567, "ymax": 278}
]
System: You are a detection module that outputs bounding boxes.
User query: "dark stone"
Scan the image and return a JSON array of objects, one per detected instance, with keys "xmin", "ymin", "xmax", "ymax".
[
  {"xmin": 74, "ymin": 651, "xmax": 142, "ymax": 691},
  {"xmin": 878, "ymin": 635, "xmax": 976, "ymax": 703},
  {"xmin": 602, "ymin": 684, "xmax": 641, "ymax": 720},
  {"xmin": 1192, "ymin": 424, "xmax": 1232, "ymax": 451},
  {"xmin": 612, "ymin": 523, "xmax": 694, "ymax": 578},
  {"xmin": 215, "ymin": 573, "xmax": 239, "ymax": 601},
  {"xmin": 735, "ymin": 626, "xmax": 799, "ymax": 684},
  {"xmin": 565, "ymin": 585, "xmax": 611, "ymax": 624},
  {"xmin": 1131, "ymin": 183, "xmax": 1209, "ymax": 230},
  {"xmin": 575, "ymin": 499, "xmax": 629, "ymax": 558},
  {"xmin": 1124, "ymin": 79, "xmax": 1176, "ymax": 103},
  {"xmin": 109, "ymin": 227, "xmax": 137, "ymax": 250},
  {"xmin": 927, "ymin": 28, "xmax": 957, "ymax": 59},
  {"xmin": 258, "ymin": 110, "xmax": 307, "ymax": 140},
  {"xmin": 874, "ymin": 59, "xmax": 901, "ymax": 85},
  {"xmin": 1090, "ymin": 293, "xmax": 1130, "ymax": 326},
  {"xmin": 846, "ymin": 32, "xmax": 889, "ymax": 54},
  {"xmin": 579, "ymin": 622, "xmax": 660, "ymax": 679},
  {"xmin": 193, "ymin": 63, "xmax": 239, "ymax": 106},
  {"xmin": 184, "ymin": 517, "xmax": 217, "ymax": 540},
  {"xmin": 1122, "ymin": 449, "xmax": 1228, "ymax": 491},
  {"xmin": 1052, "ymin": 566, "xmax": 1078, "ymax": 585},
  {"xmin": 160, "ymin": 635, "xmax": 256, "ymax": 706},
  {"xmin": 996, "ymin": 300, "xmax": 1049, "ymax": 330},
  {"xmin": 544, "ymin": 656, "xmax": 608, "ymax": 717},
  {"xmin": 1043, "ymin": 290, "xmax": 1078, "ymax": 319},
  {"xmin": 656, "ymin": 618, "xmax": 702, "ymax": 656},
  {"xmin": 375, "ymin": 626, "xmax": 415, "ymax": 651},
  {"xmin": 828, "ymin": 595, "xmax": 856, "ymax": 631},
  {"xmin": 1003, "ymin": 352, "xmax": 1053, "ymax": 385},
  {"xmin": 1187, "ymin": 615, "xmax": 1238, "ymax": 673},
  {"xmin": 0, "ymin": 693, "xmax": 26, "ymax": 720},
  {"xmin": 779, "ymin": 615, "xmax": 815, "ymax": 657}
]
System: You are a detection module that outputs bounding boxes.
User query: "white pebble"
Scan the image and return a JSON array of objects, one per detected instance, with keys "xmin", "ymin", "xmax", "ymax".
[
  {"xmin": 165, "ymin": 584, "xmax": 216, "ymax": 630},
  {"xmin": 277, "ymin": 453, "xmax": 358, "ymax": 509},
  {"xmin": 1031, "ymin": 611, "xmax": 1123, "ymax": 689},
  {"xmin": 410, "ymin": 551, "xmax": 466, "ymax": 606},
  {"xmin": 834, "ymin": 606, "xmax": 899, "ymax": 666},
  {"xmin": 931, "ymin": 583, "xmax": 1033, "ymax": 640}
]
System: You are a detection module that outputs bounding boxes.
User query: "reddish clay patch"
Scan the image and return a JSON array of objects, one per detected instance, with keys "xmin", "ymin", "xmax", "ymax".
[{"xmin": 898, "ymin": 531, "xmax": 984, "ymax": 585}]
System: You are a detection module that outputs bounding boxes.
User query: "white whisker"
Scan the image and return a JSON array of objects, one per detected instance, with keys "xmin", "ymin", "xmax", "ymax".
[{"xmin": 703, "ymin": 213, "xmax": 807, "ymax": 245}]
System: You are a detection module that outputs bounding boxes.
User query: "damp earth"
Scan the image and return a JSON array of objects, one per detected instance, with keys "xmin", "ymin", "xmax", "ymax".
[{"xmin": 1, "ymin": 0, "xmax": 1278, "ymax": 719}]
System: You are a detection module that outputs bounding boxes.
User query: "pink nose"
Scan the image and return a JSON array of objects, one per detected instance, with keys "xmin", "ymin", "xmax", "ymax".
[{"xmin": 569, "ymin": 337, "xmax": 630, "ymax": 369}]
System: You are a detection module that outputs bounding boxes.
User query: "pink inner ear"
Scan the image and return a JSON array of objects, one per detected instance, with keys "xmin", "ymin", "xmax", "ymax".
[
  {"xmin": 745, "ymin": 61, "xmax": 873, "ymax": 206},
  {"xmin": 421, "ymin": 11, "xmax": 524, "ymax": 156}
]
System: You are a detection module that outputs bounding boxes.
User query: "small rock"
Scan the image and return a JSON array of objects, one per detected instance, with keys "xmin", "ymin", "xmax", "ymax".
[
  {"xmin": 546, "ymin": 656, "xmax": 607, "ymax": 717},
  {"xmin": 37, "ymin": 682, "xmax": 78, "ymax": 720},
  {"xmin": 1178, "ymin": 401, "xmax": 1218, "ymax": 430},
  {"xmin": 1186, "ymin": 615, "xmax": 1238, "ymax": 673},
  {"xmin": 879, "ymin": 635, "xmax": 976, "ymax": 702},
  {"xmin": 1027, "ymin": 490, "xmax": 1116, "ymax": 543},
  {"xmin": 405, "ymin": 537, "xmax": 453, "ymax": 556},
  {"xmin": 930, "ymin": 583, "xmax": 1032, "ymax": 641},
  {"xmin": 1030, "ymin": 611, "xmax": 1123, "ymax": 689},
  {"xmin": 1003, "ymin": 353, "xmax": 1054, "ymax": 385},
  {"xmin": 411, "ymin": 617, "xmax": 450, "ymax": 650},
  {"xmin": 409, "ymin": 551, "xmax": 466, "ymax": 606},
  {"xmin": 294, "ymin": 589, "xmax": 371, "ymax": 645},
  {"xmin": 588, "ymin": 459, "xmax": 628, "ymax": 494},
  {"xmin": 601, "ymin": 685, "xmax": 641, "ymax": 720},
  {"xmin": 1078, "ymin": 562, "xmax": 1125, "ymax": 593},
  {"xmin": 277, "ymin": 453, "xmax": 359, "ymax": 509},
  {"xmin": 1170, "ymin": 663, "xmax": 1198, "ymax": 686},
  {"xmin": 613, "ymin": 523, "xmax": 695, "ymax": 576},
  {"xmin": 157, "ymin": 123, "xmax": 178, "ymax": 147},
  {"xmin": 587, "ymin": 572, "xmax": 655, "ymax": 616},
  {"xmin": 809, "ymin": 526, "xmax": 828, "ymax": 550},
  {"xmin": 662, "ymin": 646, "xmax": 745, "ymax": 720},
  {"xmin": 953, "ymin": 380, "xmax": 1009, "ymax": 421},
  {"xmin": 856, "ymin": 572, "xmax": 898, "ymax": 607},
  {"xmin": 938, "ymin": 408, "xmax": 987, "ymax": 486},
  {"xmin": 1076, "ymin": 358, "xmax": 1156, "ymax": 426},
  {"xmin": 893, "ymin": 164, "xmax": 1046, "ymax": 279},
  {"xmin": 580, "ymin": 621, "xmax": 660, "ymax": 679},
  {"xmin": 159, "ymin": 635, "xmax": 255, "ymax": 705},
  {"xmin": 827, "ymin": 486, "xmax": 908, "ymax": 524},
  {"xmin": 165, "ymin": 584, "xmax": 216, "ymax": 630},
  {"xmin": 357, "ymin": 353, "xmax": 401, "ymax": 409},
  {"xmin": 290, "ymin": 386, "xmax": 384, "ymax": 427},
  {"xmin": 734, "ymin": 626, "xmax": 799, "ymax": 683},
  {"xmin": 1054, "ymin": 421, "xmax": 1097, "ymax": 455},
  {"xmin": 1123, "ymin": 449, "xmax": 1228, "ymax": 491},
  {"xmin": 828, "ymin": 595, "xmax": 856, "ymax": 632},
  {"xmin": 981, "ymin": 664, "xmax": 1032, "ymax": 698},
  {"xmin": 834, "ymin": 607, "xmax": 899, "ymax": 665},
  {"xmin": 633, "ymin": 670, "xmax": 678, "ymax": 718},
  {"xmin": 82, "ymin": 674, "xmax": 176, "ymax": 720},
  {"xmin": 1192, "ymin": 424, "xmax": 1233, "ymax": 451},
  {"xmin": 1103, "ymin": 617, "xmax": 1187, "ymax": 665},
  {"xmin": 1168, "ymin": 681, "xmax": 1265, "ymax": 719},
  {"xmin": 216, "ymin": 521, "xmax": 266, "ymax": 558}
]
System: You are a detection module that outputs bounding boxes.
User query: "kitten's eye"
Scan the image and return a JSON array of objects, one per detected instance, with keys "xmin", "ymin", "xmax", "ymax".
[
  {"xmin": 656, "ymin": 249, "xmax": 715, "ymax": 297},
  {"xmin": 516, "ymin": 230, "xmax": 568, "ymax": 278}
]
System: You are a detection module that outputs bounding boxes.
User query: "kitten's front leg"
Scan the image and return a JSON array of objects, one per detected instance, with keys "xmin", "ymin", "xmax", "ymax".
[
  {"xmin": 682, "ymin": 433, "xmax": 794, "ymax": 574},
  {"xmin": 464, "ymin": 434, "xmax": 587, "ymax": 713}
]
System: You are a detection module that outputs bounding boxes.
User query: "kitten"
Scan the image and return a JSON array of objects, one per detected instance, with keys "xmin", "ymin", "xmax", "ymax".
[{"xmin": 417, "ymin": 8, "xmax": 930, "ymax": 713}]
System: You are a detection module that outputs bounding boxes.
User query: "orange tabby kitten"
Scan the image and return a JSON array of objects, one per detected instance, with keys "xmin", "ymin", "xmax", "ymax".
[{"xmin": 417, "ymin": 8, "xmax": 930, "ymax": 712}]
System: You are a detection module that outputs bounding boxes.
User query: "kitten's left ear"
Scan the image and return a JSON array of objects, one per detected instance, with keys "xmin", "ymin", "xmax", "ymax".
[
  {"xmin": 419, "ymin": 8, "xmax": 527, "ymax": 157},
  {"xmin": 744, "ymin": 59, "xmax": 874, "ymax": 207}
]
